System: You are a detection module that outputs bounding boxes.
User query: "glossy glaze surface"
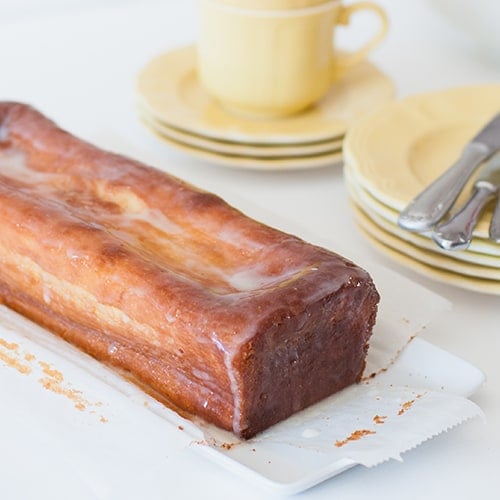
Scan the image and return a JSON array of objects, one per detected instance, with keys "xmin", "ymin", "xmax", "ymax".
[{"xmin": 0, "ymin": 102, "xmax": 379, "ymax": 437}]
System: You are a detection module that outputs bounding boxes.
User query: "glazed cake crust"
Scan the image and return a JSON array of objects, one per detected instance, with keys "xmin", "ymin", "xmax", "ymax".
[{"xmin": 0, "ymin": 102, "xmax": 379, "ymax": 438}]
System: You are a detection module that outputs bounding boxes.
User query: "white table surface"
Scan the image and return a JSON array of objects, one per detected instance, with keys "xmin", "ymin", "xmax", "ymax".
[{"xmin": 0, "ymin": 1, "xmax": 499, "ymax": 498}]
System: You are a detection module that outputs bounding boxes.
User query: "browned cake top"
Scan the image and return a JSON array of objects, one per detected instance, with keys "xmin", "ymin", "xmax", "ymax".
[{"xmin": 0, "ymin": 101, "xmax": 371, "ymax": 353}]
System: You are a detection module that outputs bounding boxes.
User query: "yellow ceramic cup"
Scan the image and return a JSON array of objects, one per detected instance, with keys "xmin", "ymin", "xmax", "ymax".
[
  {"xmin": 198, "ymin": 0, "xmax": 388, "ymax": 117},
  {"xmin": 216, "ymin": 0, "xmax": 328, "ymax": 9}
]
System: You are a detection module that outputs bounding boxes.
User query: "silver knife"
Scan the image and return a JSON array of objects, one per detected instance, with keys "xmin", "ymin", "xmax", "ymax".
[
  {"xmin": 398, "ymin": 113, "xmax": 500, "ymax": 232},
  {"xmin": 432, "ymin": 152, "xmax": 500, "ymax": 250}
]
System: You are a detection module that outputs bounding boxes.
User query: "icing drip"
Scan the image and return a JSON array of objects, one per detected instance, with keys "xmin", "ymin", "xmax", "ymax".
[{"xmin": 211, "ymin": 330, "xmax": 242, "ymax": 433}]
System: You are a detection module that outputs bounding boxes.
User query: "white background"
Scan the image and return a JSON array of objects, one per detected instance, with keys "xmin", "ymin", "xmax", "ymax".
[{"xmin": 0, "ymin": 0, "xmax": 499, "ymax": 498}]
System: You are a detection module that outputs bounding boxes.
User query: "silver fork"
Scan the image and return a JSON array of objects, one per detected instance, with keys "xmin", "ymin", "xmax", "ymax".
[
  {"xmin": 489, "ymin": 197, "xmax": 500, "ymax": 243},
  {"xmin": 432, "ymin": 152, "xmax": 500, "ymax": 250}
]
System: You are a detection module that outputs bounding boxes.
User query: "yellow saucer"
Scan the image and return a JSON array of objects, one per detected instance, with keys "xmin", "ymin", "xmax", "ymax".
[
  {"xmin": 136, "ymin": 45, "xmax": 395, "ymax": 145},
  {"xmin": 143, "ymin": 116, "xmax": 343, "ymax": 170},
  {"xmin": 352, "ymin": 203, "xmax": 500, "ymax": 295},
  {"xmin": 140, "ymin": 108, "xmax": 343, "ymax": 158},
  {"xmin": 344, "ymin": 84, "xmax": 500, "ymax": 236}
]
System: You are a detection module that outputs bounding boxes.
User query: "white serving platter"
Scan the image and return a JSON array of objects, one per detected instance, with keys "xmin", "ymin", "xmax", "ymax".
[{"xmin": 0, "ymin": 268, "xmax": 484, "ymax": 497}]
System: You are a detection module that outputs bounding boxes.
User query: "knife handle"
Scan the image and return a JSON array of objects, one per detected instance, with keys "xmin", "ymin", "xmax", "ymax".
[
  {"xmin": 432, "ymin": 181, "xmax": 497, "ymax": 251},
  {"xmin": 397, "ymin": 142, "xmax": 491, "ymax": 232},
  {"xmin": 489, "ymin": 195, "xmax": 500, "ymax": 242}
]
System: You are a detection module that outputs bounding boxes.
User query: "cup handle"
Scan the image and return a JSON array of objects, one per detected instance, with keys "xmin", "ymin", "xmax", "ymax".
[{"xmin": 332, "ymin": 2, "xmax": 389, "ymax": 78}]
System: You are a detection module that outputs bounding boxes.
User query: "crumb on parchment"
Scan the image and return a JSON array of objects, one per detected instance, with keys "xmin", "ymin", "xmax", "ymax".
[
  {"xmin": 335, "ymin": 429, "xmax": 376, "ymax": 448},
  {"xmin": 373, "ymin": 414, "xmax": 387, "ymax": 424}
]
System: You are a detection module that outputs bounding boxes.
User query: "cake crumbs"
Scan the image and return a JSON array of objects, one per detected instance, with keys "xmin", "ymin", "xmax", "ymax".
[
  {"xmin": 361, "ymin": 366, "xmax": 387, "ymax": 382},
  {"xmin": 335, "ymin": 429, "xmax": 376, "ymax": 448},
  {"xmin": 398, "ymin": 399, "xmax": 414, "ymax": 415},
  {"xmin": 100, "ymin": 415, "xmax": 108, "ymax": 423},
  {"xmin": 178, "ymin": 425, "xmax": 184, "ymax": 431},
  {"xmin": 1, "ymin": 337, "xmax": 107, "ymax": 421},
  {"xmin": 0, "ymin": 349, "xmax": 32, "ymax": 375},
  {"xmin": 39, "ymin": 361, "xmax": 64, "ymax": 382},
  {"xmin": 38, "ymin": 376, "xmax": 87, "ymax": 411},
  {"xmin": 373, "ymin": 414, "xmax": 387, "ymax": 424},
  {"xmin": 0, "ymin": 338, "xmax": 19, "ymax": 351},
  {"xmin": 398, "ymin": 393, "xmax": 423, "ymax": 416},
  {"xmin": 37, "ymin": 361, "xmax": 105, "ymax": 414}
]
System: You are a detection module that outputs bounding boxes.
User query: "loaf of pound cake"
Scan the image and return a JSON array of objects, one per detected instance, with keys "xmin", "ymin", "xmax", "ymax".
[{"xmin": 0, "ymin": 102, "xmax": 379, "ymax": 438}]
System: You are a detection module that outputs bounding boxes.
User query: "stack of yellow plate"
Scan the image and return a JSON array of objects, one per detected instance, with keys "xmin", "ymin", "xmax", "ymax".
[
  {"xmin": 136, "ymin": 45, "xmax": 394, "ymax": 171},
  {"xmin": 344, "ymin": 85, "xmax": 500, "ymax": 294}
]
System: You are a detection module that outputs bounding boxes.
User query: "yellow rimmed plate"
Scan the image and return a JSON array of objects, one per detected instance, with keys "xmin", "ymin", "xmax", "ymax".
[
  {"xmin": 140, "ymin": 108, "xmax": 344, "ymax": 158},
  {"xmin": 345, "ymin": 166, "xmax": 500, "ymax": 266},
  {"xmin": 344, "ymin": 85, "xmax": 500, "ymax": 237},
  {"xmin": 136, "ymin": 45, "xmax": 395, "ymax": 145},
  {"xmin": 144, "ymin": 116, "xmax": 343, "ymax": 170},
  {"xmin": 344, "ymin": 162, "xmax": 500, "ymax": 256},
  {"xmin": 351, "ymin": 202, "xmax": 500, "ymax": 295}
]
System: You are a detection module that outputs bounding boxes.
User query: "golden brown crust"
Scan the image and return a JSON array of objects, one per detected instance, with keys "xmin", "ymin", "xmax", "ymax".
[{"xmin": 0, "ymin": 102, "xmax": 379, "ymax": 437}]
